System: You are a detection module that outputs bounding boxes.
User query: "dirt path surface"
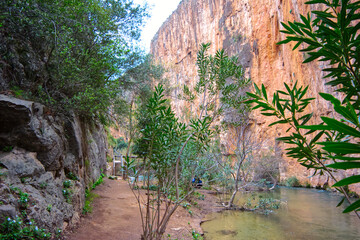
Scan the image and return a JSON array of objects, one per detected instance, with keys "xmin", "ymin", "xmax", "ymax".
[
  {"xmin": 65, "ymin": 179, "xmax": 142, "ymax": 240},
  {"xmin": 65, "ymin": 178, "xmax": 220, "ymax": 240}
]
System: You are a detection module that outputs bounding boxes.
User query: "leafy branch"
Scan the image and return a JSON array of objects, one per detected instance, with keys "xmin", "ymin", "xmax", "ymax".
[
  {"xmin": 278, "ymin": 0, "xmax": 360, "ymax": 105},
  {"xmin": 247, "ymin": 82, "xmax": 360, "ymax": 216},
  {"xmin": 247, "ymin": 0, "xmax": 360, "ymax": 217}
]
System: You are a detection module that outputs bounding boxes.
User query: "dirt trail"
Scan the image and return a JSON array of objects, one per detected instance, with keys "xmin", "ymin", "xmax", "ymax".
[
  {"xmin": 65, "ymin": 178, "xmax": 219, "ymax": 240},
  {"xmin": 65, "ymin": 179, "xmax": 142, "ymax": 240}
]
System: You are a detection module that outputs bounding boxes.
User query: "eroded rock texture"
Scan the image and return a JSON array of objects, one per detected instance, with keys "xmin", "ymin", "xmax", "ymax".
[
  {"xmin": 0, "ymin": 94, "xmax": 107, "ymax": 232},
  {"xmin": 151, "ymin": 0, "xmax": 359, "ymax": 192}
]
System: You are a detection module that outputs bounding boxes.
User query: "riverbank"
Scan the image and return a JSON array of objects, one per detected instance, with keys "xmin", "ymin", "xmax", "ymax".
[{"xmin": 63, "ymin": 178, "xmax": 221, "ymax": 240}]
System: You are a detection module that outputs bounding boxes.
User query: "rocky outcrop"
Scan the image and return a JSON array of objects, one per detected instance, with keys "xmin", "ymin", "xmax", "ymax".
[
  {"xmin": 0, "ymin": 94, "xmax": 107, "ymax": 232},
  {"xmin": 151, "ymin": 0, "xmax": 359, "ymax": 192}
]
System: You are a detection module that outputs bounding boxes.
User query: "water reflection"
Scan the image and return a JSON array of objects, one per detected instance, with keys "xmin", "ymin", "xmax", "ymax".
[{"xmin": 202, "ymin": 187, "xmax": 360, "ymax": 240}]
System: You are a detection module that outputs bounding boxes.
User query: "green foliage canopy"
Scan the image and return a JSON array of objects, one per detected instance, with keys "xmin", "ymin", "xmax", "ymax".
[{"xmin": 0, "ymin": 0, "xmax": 148, "ymax": 119}]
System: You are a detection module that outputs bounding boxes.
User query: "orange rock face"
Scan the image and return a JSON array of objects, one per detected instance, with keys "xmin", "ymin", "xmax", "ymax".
[{"xmin": 150, "ymin": 0, "xmax": 360, "ymax": 192}]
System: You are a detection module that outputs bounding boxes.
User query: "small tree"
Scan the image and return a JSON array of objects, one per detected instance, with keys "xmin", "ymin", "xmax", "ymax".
[
  {"xmin": 128, "ymin": 43, "xmax": 249, "ymax": 239},
  {"xmin": 181, "ymin": 43, "xmax": 251, "ymax": 208},
  {"xmin": 247, "ymin": 0, "xmax": 360, "ymax": 218},
  {"xmin": 128, "ymin": 84, "xmax": 212, "ymax": 239},
  {"xmin": 116, "ymin": 55, "xmax": 166, "ymax": 151},
  {"xmin": 209, "ymin": 116, "xmax": 259, "ymax": 208},
  {"xmin": 212, "ymin": 115, "xmax": 280, "ymax": 208},
  {"xmin": 253, "ymin": 148, "xmax": 281, "ymax": 190},
  {"xmin": 116, "ymin": 55, "xmax": 166, "ymax": 178},
  {"xmin": 114, "ymin": 137, "xmax": 128, "ymax": 152},
  {"xmin": 224, "ymin": 117, "xmax": 263, "ymax": 208}
]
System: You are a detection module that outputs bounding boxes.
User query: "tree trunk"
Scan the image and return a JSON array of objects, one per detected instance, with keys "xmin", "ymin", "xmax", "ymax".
[
  {"xmin": 124, "ymin": 98, "xmax": 134, "ymax": 179},
  {"xmin": 227, "ymin": 154, "xmax": 245, "ymax": 208},
  {"xmin": 227, "ymin": 188, "xmax": 238, "ymax": 208},
  {"xmin": 269, "ymin": 174, "xmax": 277, "ymax": 190}
]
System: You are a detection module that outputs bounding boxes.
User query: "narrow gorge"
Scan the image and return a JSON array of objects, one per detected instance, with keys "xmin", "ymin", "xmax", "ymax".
[{"xmin": 1, "ymin": 0, "xmax": 360, "ymax": 239}]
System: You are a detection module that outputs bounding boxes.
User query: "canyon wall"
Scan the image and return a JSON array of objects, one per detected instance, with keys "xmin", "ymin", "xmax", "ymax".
[
  {"xmin": 0, "ymin": 94, "xmax": 108, "ymax": 233},
  {"xmin": 150, "ymin": 0, "xmax": 359, "ymax": 192}
]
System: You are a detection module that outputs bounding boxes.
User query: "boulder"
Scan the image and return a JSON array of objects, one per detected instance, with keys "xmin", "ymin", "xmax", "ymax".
[
  {"xmin": 0, "ymin": 95, "xmax": 33, "ymax": 134},
  {"xmin": 0, "ymin": 149, "xmax": 45, "ymax": 178},
  {"xmin": 0, "ymin": 205, "xmax": 16, "ymax": 221},
  {"xmin": 0, "ymin": 95, "xmax": 64, "ymax": 171}
]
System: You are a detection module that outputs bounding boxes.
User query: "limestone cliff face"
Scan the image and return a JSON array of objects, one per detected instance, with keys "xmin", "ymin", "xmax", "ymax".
[
  {"xmin": 0, "ymin": 95, "xmax": 107, "ymax": 233},
  {"xmin": 151, "ymin": 0, "xmax": 359, "ymax": 191}
]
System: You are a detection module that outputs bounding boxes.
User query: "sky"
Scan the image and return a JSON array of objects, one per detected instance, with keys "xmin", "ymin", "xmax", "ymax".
[{"xmin": 134, "ymin": 0, "xmax": 182, "ymax": 52}]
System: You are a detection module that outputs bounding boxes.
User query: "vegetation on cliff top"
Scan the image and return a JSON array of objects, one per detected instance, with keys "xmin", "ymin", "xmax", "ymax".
[{"xmin": 0, "ymin": 0, "xmax": 148, "ymax": 120}]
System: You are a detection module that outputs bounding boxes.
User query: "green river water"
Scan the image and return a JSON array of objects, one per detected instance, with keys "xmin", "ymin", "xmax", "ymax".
[{"xmin": 201, "ymin": 187, "xmax": 360, "ymax": 240}]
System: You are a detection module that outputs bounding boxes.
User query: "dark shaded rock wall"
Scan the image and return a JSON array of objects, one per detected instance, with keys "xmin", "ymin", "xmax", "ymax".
[{"xmin": 0, "ymin": 94, "xmax": 107, "ymax": 232}]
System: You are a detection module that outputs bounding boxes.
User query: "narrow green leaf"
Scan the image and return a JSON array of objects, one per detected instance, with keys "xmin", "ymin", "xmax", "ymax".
[
  {"xmin": 298, "ymin": 85, "xmax": 309, "ymax": 101},
  {"xmin": 327, "ymin": 162, "xmax": 360, "ymax": 170},
  {"xmin": 284, "ymin": 82, "xmax": 292, "ymax": 94},
  {"xmin": 300, "ymin": 113, "xmax": 313, "ymax": 125},
  {"xmin": 262, "ymin": 84, "xmax": 268, "ymax": 100},
  {"xmin": 277, "ymin": 136, "xmax": 294, "ymax": 141},
  {"xmin": 300, "ymin": 14, "xmax": 311, "ymax": 29},
  {"xmin": 262, "ymin": 112, "xmax": 277, "ymax": 116},
  {"xmin": 300, "ymin": 125, "xmax": 332, "ymax": 130},
  {"xmin": 343, "ymin": 199, "xmax": 360, "ymax": 213},
  {"xmin": 336, "ymin": 197, "xmax": 346, "ymax": 207},
  {"xmin": 278, "ymin": 90, "xmax": 289, "ymax": 95},
  {"xmin": 254, "ymin": 83, "xmax": 261, "ymax": 95},
  {"xmin": 320, "ymin": 142, "xmax": 360, "ymax": 154},
  {"xmin": 350, "ymin": 22, "xmax": 360, "ymax": 35},
  {"xmin": 333, "ymin": 175, "xmax": 360, "ymax": 187},
  {"xmin": 293, "ymin": 41, "xmax": 302, "ymax": 50},
  {"xmin": 300, "ymin": 44, "xmax": 318, "ymax": 52},
  {"xmin": 309, "ymin": 131, "xmax": 324, "ymax": 146},
  {"xmin": 277, "ymin": 39, "xmax": 292, "ymax": 45},
  {"xmin": 303, "ymin": 54, "xmax": 321, "ymax": 63},
  {"xmin": 333, "ymin": 104, "xmax": 359, "ymax": 125},
  {"xmin": 321, "ymin": 117, "xmax": 360, "ymax": 138},
  {"xmin": 252, "ymin": 104, "xmax": 263, "ymax": 110},
  {"xmin": 275, "ymin": 98, "xmax": 284, "ymax": 116},
  {"xmin": 346, "ymin": 101, "xmax": 359, "ymax": 125},
  {"xmin": 269, "ymin": 119, "xmax": 288, "ymax": 127},
  {"xmin": 301, "ymin": 38, "xmax": 321, "ymax": 47},
  {"xmin": 246, "ymin": 92, "xmax": 261, "ymax": 99},
  {"xmin": 288, "ymin": 21, "xmax": 304, "ymax": 35},
  {"xmin": 320, "ymin": 92, "xmax": 346, "ymax": 105},
  {"xmin": 329, "ymin": 156, "xmax": 360, "ymax": 161},
  {"xmin": 306, "ymin": 0, "xmax": 327, "ymax": 4},
  {"xmin": 281, "ymin": 22, "xmax": 295, "ymax": 34}
]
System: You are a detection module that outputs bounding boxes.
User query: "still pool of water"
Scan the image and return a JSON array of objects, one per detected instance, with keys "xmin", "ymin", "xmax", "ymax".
[{"xmin": 202, "ymin": 187, "xmax": 360, "ymax": 240}]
